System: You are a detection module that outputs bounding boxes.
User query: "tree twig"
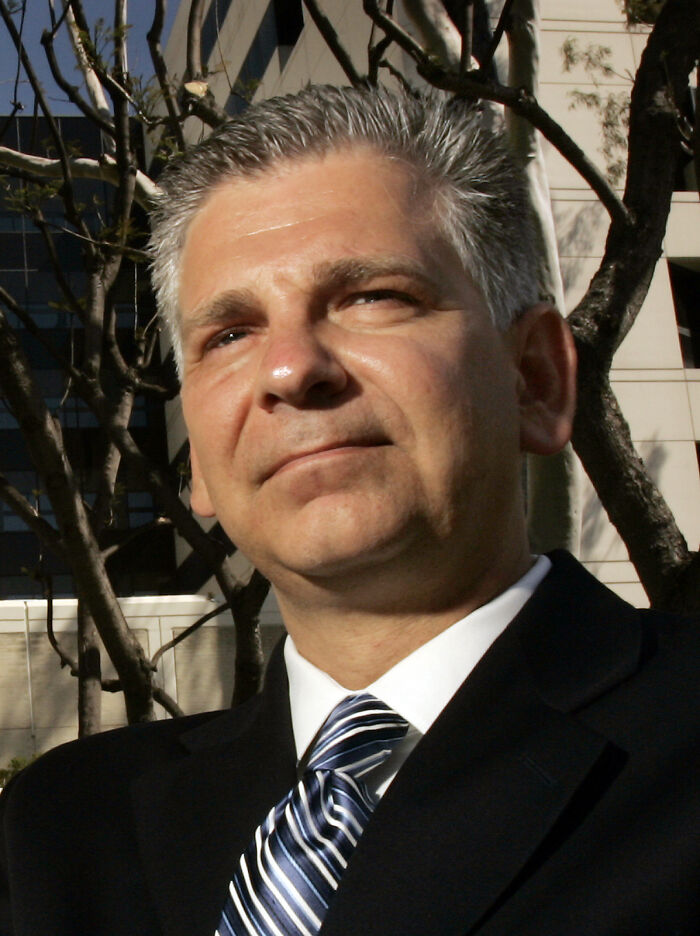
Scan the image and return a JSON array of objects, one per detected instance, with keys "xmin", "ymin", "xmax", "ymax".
[
  {"xmin": 153, "ymin": 686, "xmax": 184, "ymax": 718},
  {"xmin": 186, "ymin": 0, "xmax": 207, "ymax": 81},
  {"xmin": 479, "ymin": 0, "xmax": 516, "ymax": 75},
  {"xmin": 0, "ymin": 0, "xmax": 92, "ymax": 242},
  {"xmin": 0, "ymin": 147, "xmax": 159, "ymax": 207},
  {"xmin": 147, "ymin": 0, "xmax": 185, "ymax": 151},
  {"xmin": 363, "ymin": 0, "xmax": 629, "ymax": 226},
  {"xmin": 0, "ymin": 473, "xmax": 65, "ymax": 557},
  {"xmin": 303, "ymin": 0, "xmax": 364, "ymax": 85},
  {"xmin": 41, "ymin": 25, "xmax": 115, "ymax": 137},
  {"xmin": 151, "ymin": 600, "xmax": 232, "ymax": 669}
]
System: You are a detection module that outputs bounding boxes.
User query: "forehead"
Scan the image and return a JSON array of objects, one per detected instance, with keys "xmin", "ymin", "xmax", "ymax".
[{"xmin": 178, "ymin": 148, "xmax": 450, "ymax": 311}]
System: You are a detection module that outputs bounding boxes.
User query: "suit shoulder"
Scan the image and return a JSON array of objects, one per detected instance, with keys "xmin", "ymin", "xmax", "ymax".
[{"xmin": 0, "ymin": 696, "xmax": 262, "ymax": 822}]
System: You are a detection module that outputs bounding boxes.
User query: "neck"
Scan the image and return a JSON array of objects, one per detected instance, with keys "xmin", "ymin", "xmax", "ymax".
[{"xmin": 275, "ymin": 544, "xmax": 532, "ymax": 689}]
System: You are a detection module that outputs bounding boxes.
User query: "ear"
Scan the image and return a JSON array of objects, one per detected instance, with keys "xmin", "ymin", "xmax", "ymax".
[
  {"xmin": 189, "ymin": 444, "xmax": 216, "ymax": 517},
  {"xmin": 509, "ymin": 303, "xmax": 577, "ymax": 456}
]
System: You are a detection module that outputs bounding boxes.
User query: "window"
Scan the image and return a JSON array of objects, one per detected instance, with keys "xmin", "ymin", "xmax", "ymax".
[{"xmin": 668, "ymin": 260, "xmax": 700, "ymax": 368}]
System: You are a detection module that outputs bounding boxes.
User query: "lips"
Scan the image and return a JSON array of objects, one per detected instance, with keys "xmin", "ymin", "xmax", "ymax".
[{"xmin": 263, "ymin": 436, "xmax": 388, "ymax": 481}]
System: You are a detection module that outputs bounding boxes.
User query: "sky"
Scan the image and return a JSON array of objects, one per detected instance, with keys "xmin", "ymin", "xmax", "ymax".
[{"xmin": 0, "ymin": 0, "xmax": 179, "ymax": 117}]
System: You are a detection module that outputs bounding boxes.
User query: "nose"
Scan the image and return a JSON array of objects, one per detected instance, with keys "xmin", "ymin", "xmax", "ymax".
[{"xmin": 254, "ymin": 322, "xmax": 348, "ymax": 409}]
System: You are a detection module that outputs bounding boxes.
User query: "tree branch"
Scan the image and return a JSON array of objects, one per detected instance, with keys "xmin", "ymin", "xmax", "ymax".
[
  {"xmin": 186, "ymin": 0, "xmax": 207, "ymax": 81},
  {"xmin": 147, "ymin": 0, "xmax": 186, "ymax": 151},
  {"xmin": 101, "ymin": 516, "xmax": 173, "ymax": 561},
  {"xmin": 569, "ymin": 0, "xmax": 700, "ymax": 357},
  {"xmin": 302, "ymin": 0, "xmax": 364, "ymax": 85},
  {"xmin": 401, "ymin": 0, "xmax": 461, "ymax": 70},
  {"xmin": 363, "ymin": 0, "xmax": 629, "ymax": 226},
  {"xmin": 0, "ymin": 147, "xmax": 159, "ymax": 208},
  {"xmin": 567, "ymin": 0, "xmax": 700, "ymax": 610},
  {"xmin": 479, "ymin": 0, "xmax": 516, "ymax": 76},
  {"xmin": 0, "ymin": 0, "xmax": 91, "ymax": 240},
  {"xmin": 0, "ymin": 283, "xmax": 84, "ymax": 388},
  {"xmin": 153, "ymin": 686, "xmax": 184, "ymax": 718},
  {"xmin": 40, "ymin": 571, "xmax": 80, "ymax": 677},
  {"xmin": 151, "ymin": 600, "xmax": 232, "ymax": 669},
  {"xmin": 40, "ymin": 25, "xmax": 115, "ymax": 138},
  {"xmin": 29, "ymin": 210, "xmax": 84, "ymax": 318},
  {"xmin": 0, "ymin": 473, "xmax": 65, "ymax": 557},
  {"xmin": 64, "ymin": 2, "xmax": 113, "ymax": 130}
]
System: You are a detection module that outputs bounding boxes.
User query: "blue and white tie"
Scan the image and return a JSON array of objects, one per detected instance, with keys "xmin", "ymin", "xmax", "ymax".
[{"xmin": 217, "ymin": 693, "xmax": 409, "ymax": 936}]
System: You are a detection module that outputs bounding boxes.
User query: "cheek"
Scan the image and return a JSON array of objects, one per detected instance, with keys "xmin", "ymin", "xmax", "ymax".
[{"xmin": 182, "ymin": 378, "xmax": 250, "ymax": 479}]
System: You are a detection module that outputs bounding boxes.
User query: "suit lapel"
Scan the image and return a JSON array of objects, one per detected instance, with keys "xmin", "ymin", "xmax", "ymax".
[
  {"xmin": 130, "ymin": 642, "xmax": 296, "ymax": 936},
  {"xmin": 321, "ymin": 553, "xmax": 644, "ymax": 936}
]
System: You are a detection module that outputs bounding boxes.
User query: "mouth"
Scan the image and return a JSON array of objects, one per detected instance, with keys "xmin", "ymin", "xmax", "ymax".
[{"xmin": 265, "ymin": 438, "xmax": 388, "ymax": 480}]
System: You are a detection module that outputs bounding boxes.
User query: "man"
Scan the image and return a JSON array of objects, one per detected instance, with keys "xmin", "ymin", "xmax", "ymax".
[{"xmin": 1, "ymin": 85, "xmax": 698, "ymax": 936}]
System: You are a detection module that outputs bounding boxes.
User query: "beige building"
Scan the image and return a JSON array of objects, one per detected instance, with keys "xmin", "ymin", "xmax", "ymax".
[{"xmin": 1, "ymin": 1, "xmax": 697, "ymax": 762}]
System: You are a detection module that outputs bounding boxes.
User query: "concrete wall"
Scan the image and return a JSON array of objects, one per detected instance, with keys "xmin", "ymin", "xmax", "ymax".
[{"xmin": 0, "ymin": 595, "xmax": 283, "ymax": 765}]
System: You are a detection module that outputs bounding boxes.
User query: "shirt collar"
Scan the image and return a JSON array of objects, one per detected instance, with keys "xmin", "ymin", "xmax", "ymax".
[{"xmin": 285, "ymin": 555, "xmax": 551, "ymax": 760}]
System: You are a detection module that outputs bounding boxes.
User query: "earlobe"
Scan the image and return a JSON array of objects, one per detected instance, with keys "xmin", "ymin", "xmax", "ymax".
[
  {"xmin": 512, "ymin": 304, "xmax": 577, "ymax": 456},
  {"xmin": 189, "ymin": 444, "xmax": 217, "ymax": 517}
]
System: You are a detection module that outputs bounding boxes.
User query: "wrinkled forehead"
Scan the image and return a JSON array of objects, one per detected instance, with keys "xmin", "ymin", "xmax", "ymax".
[
  {"xmin": 184, "ymin": 143, "xmax": 435, "ymax": 237},
  {"xmin": 179, "ymin": 147, "xmax": 451, "ymax": 284}
]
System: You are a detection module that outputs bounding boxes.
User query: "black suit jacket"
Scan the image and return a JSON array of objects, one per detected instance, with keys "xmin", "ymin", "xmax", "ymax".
[{"xmin": 1, "ymin": 552, "xmax": 699, "ymax": 935}]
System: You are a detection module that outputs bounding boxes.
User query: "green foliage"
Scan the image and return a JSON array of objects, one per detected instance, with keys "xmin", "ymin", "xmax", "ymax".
[
  {"xmin": 562, "ymin": 38, "xmax": 631, "ymax": 185},
  {"xmin": 0, "ymin": 754, "xmax": 39, "ymax": 787}
]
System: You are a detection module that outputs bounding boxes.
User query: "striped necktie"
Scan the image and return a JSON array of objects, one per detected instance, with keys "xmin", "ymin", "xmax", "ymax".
[{"xmin": 217, "ymin": 693, "xmax": 409, "ymax": 936}]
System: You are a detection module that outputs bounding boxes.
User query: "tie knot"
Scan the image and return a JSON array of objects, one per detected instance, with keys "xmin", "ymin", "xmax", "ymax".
[{"xmin": 307, "ymin": 693, "xmax": 409, "ymax": 779}]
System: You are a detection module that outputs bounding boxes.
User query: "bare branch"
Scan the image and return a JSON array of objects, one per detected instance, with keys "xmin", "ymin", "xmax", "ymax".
[
  {"xmin": 0, "ymin": 283, "xmax": 84, "ymax": 383},
  {"xmin": 230, "ymin": 569, "xmax": 269, "ymax": 705},
  {"xmin": 29, "ymin": 211, "xmax": 83, "ymax": 317},
  {"xmin": 303, "ymin": 0, "xmax": 364, "ymax": 85},
  {"xmin": 180, "ymin": 90, "xmax": 229, "ymax": 128},
  {"xmin": 186, "ymin": 0, "xmax": 207, "ymax": 81},
  {"xmin": 92, "ymin": 387, "xmax": 135, "ymax": 533},
  {"xmin": 113, "ymin": 0, "xmax": 128, "ymax": 76},
  {"xmin": 64, "ymin": 1, "xmax": 113, "ymax": 128},
  {"xmin": 0, "ymin": 473, "xmax": 65, "ymax": 557},
  {"xmin": 401, "ymin": 0, "xmax": 461, "ymax": 70},
  {"xmin": 153, "ymin": 686, "xmax": 185, "ymax": 718},
  {"xmin": 0, "ymin": 0, "xmax": 91, "ymax": 239},
  {"xmin": 151, "ymin": 601, "xmax": 232, "ymax": 669},
  {"xmin": 460, "ymin": 1, "xmax": 474, "ymax": 74},
  {"xmin": 0, "ymin": 147, "xmax": 160, "ymax": 208},
  {"xmin": 101, "ymin": 517, "xmax": 173, "ymax": 562},
  {"xmin": 42, "ymin": 572, "xmax": 80, "ymax": 675},
  {"xmin": 480, "ymin": 0, "xmax": 516, "ymax": 75},
  {"xmin": 368, "ymin": 9, "xmax": 394, "ymax": 86},
  {"xmin": 40, "ymin": 26, "xmax": 116, "ymax": 137},
  {"xmin": 572, "ymin": 370, "xmax": 697, "ymax": 612},
  {"xmin": 147, "ymin": 0, "xmax": 186, "ymax": 151},
  {"xmin": 506, "ymin": 0, "xmax": 565, "ymax": 314},
  {"xmin": 567, "ymin": 0, "xmax": 700, "ymax": 610},
  {"xmin": 364, "ymin": 0, "xmax": 629, "ymax": 226}
]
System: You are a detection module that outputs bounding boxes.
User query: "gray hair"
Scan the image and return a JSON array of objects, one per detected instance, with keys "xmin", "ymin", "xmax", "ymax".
[{"xmin": 149, "ymin": 84, "xmax": 540, "ymax": 374}]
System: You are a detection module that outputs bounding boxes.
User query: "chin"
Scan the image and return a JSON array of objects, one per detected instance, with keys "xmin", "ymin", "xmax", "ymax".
[{"xmin": 259, "ymin": 512, "xmax": 430, "ymax": 586}]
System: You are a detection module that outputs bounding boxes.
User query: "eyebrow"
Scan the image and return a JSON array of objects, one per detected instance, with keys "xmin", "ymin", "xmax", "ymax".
[
  {"xmin": 183, "ymin": 255, "xmax": 445, "ymax": 334},
  {"xmin": 184, "ymin": 287, "xmax": 260, "ymax": 336},
  {"xmin": 309, "ymin": 256, "xmax": 444, "ymax": 296}
]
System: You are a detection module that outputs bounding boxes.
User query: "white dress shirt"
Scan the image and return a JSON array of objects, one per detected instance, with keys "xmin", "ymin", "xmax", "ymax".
[{"xmin": 285, "ymin": 555, "xmax": 551, "ymax": 798}]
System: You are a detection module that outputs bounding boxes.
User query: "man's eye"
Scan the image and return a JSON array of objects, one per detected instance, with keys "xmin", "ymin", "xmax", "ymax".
[
  {"xmin": 205, "ymin": 328, "xmax": 250, "ymax": 351},
  {"xmin": 349, "ymin": 290, "xmax": 416, "ymax": 306}
]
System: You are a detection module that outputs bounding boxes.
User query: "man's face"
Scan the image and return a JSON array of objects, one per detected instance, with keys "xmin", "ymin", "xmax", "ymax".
[{"xmin": 179, "ymin": 149, "xmax": 527, "ymax": 603}]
